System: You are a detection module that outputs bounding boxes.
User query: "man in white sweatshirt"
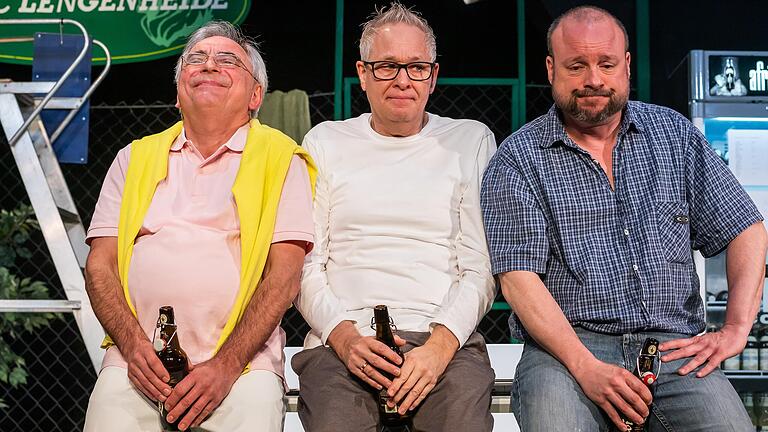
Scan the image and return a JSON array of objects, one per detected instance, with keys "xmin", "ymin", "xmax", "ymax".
[{"xmin": 292, "ymin": 3, "xmax": 497, "ymax": 431}]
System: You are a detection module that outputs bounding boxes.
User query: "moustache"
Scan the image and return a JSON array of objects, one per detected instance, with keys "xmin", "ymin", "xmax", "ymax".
[{"xmin": 573, "ymin": 89, "xmax": 614, "ymax": 98}]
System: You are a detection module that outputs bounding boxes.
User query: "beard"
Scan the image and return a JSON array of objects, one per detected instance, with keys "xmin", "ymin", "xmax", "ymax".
[{"xmin": 553, "ymin": 86, "xmax": 628, "ymax": 125}]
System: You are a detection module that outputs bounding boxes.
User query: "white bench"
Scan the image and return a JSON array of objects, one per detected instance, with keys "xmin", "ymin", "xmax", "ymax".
[{"xmin": 283, "ymin": 344, "xmax": 522, "ymax": 432}]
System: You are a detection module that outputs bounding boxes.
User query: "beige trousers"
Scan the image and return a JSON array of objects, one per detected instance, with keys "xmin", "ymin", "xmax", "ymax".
[{"xmin": 83, "ymin": 366, "xmax": 285, "ymax": 432}]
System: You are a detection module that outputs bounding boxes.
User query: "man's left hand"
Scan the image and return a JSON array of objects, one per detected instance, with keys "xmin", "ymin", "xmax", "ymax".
[
  {"xmin": 659, "ymin": 323, "xmax": 750, "ymax": 378},
  {"xmin": 163, "ymin": 356, "xmax": 241, "ymax": 430},
  {"xmin": 387, "ymin": 337, "xmax": 455, "ymax": 414}
]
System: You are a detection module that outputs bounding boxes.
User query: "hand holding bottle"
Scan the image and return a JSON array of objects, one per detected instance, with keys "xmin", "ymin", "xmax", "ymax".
[{"xmin": 328, "ymin": 320, "xmax": 405, "ymax": 390}]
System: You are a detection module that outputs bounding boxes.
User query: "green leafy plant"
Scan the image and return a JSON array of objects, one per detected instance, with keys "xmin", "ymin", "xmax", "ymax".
[{"xmin": 0, "ymin": 205, "xmax": 60, "ymax": 409}]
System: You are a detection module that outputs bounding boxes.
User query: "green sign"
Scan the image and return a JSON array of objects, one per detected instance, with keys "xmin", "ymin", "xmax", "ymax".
[{"xmin": 0, "ymin": 0, "xmax": 250, "ymax": 64}]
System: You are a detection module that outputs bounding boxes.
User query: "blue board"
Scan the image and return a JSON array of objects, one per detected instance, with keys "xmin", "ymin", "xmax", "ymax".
[{"xmin": 32, "ymin": 33, "xmax": 91, "ymax": 164}]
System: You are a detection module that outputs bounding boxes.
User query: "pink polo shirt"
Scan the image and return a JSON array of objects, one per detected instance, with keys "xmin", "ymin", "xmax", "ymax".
[{"xmin": 86, "ymin": 124, "xmax": 313, "ymax": 384}]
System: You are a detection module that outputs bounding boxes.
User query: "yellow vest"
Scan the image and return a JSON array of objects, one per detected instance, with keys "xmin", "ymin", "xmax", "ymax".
[{"xmin": 103, "ymin": 119, "xmax": 316, "ymax": 367}]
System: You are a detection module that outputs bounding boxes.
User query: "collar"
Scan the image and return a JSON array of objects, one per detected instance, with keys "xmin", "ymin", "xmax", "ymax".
[
  {"xmin": 170, "ymin": 122, "xmax": 252, "ymax": 153},
  {"xmin": 540, "ymin": 101, "xmax": 644, "ymax": 149}
]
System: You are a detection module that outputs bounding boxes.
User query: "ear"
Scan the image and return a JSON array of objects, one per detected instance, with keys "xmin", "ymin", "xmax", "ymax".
[
  {"xmin": 175, "ymin": 95, "xmax": 180, "ymax": 109},
  {"xmin": 546, "ymin": 56, "xmax": 554, "ymax": 84},
  {"xmin": 248, "ymin": 82, "xmax": 264, "ymax": 113},
  {"xmin": 625, "ymin": 52, "xmax": 631, "ymax": 79},
  {"xmin": 428, "ymin": 63, "xmax": 440, "ymax": 94},
  {"xmin": 356, "ymin": 61, "xmax": 368, "ymax": 91}
]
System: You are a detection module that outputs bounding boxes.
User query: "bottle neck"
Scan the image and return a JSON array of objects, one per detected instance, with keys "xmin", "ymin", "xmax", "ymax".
[
  {"xmin": 159, "ymin": 324, "xmax": 180, "ymax": 351},
  {"xmin": 376, "ymin": 322, "xmax": 396, "ymax": 346}
]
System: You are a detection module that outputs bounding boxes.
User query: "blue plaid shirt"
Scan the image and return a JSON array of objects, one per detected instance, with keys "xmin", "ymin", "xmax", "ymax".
[{"xmin": 481, "ymin": 101, "xmax": 763, "ymax": 339}]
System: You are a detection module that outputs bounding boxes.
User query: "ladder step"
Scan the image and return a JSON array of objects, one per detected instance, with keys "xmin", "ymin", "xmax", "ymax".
[
  {"xmin": 58, "ymin": 207, "xmax": 81, "ymax": 224},
  {"xmin": 0, "ymin": 81, "xmax": 56, "ymax": 94},
  {"xmin": 0, "ymin": 299, "xmax": 81, "ymax": 312},
  {"xmin": 35, "ymin": 97, "xmax": 83, "ymax": 110}
]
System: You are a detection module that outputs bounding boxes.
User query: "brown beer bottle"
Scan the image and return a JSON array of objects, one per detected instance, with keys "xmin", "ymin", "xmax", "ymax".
[
  {"xmin": 621, "ymin": 338, "xmax": 659, "ymax": 432},
  {"xmin": 154, "ymin": 306, "xmax": 189, "ymax": 431},
  {"xmin": 373, "ymin": 305, "xmax": 411, "ymax": 427}
]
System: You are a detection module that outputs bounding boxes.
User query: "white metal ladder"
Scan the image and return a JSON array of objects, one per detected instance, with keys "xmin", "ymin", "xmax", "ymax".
[{"xmin": 0, "ymin": 18, "xmax": 111, "ymax": 372}]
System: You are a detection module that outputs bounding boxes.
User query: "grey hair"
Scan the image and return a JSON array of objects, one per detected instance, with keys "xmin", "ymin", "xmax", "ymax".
[
  {"xmin": 547, "ymin": 5, "xmax": 629, "ymax": 58},
  {"xmin": 359, "ymin": 2, "xmax": 437, "ymax": 62},
  {"xmin": 174, "ymin": 20, "xmax": 267, "ymax": 117}
]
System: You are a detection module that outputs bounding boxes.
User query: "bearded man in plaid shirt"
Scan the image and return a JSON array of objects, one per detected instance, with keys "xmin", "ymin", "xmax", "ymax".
[{"xmin": 481, "ymin": 6, "xmax": 767, "ymax": 432}]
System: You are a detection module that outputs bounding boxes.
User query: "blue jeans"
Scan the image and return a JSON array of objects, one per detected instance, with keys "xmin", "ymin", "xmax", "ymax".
[{"xmin": 512, "ymin": 328, "xmax": 753, "ymax": 431}]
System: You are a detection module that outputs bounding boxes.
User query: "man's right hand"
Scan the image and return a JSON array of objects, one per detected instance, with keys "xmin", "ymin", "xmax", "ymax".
[
  {"xmin": 571, "ymin": 356, "xmax": 653, "ymax": 430},
  {"xmin": 123, "ymin": 338, "xmax": 172, "ymax": 403},
  {"xmin": 327, "ymin": 321, "xmax": 404, "ymax": 390}
]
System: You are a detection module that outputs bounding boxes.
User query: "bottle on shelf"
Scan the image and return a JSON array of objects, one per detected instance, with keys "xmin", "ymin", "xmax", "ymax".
[
  {"xmin": 759, "ymin": 325, "xmax": 768, "ymax": 372},
  {"xmin": 721, "ymin": 322, "xmax": 741, "ymax": 370},
  {"xmin": 757, "ymin": 392, "xmax": 768, "ymax": 430},
  {"xmin": 744, "ymin": 327, "xmax": 760, "ymax": 371},
  {"xmin": 154, "ymin": 306, "xmax": 189, "ymax": 431},
  {"xmin": 743, "ymin": 392, "xmax": 758, "ymax": 428},
  {"xmin": 372, "ymin": 305, "xmax": 411, "ymax": 428}
]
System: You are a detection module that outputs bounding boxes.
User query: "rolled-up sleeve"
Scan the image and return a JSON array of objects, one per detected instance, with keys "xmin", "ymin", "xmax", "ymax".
[
  {"xmin": 480, "ymin": 148, "xmax": 549, "ymax": 276},
  {"xmin": 685, "ymin": 125, "xmax": 764, "ymax": 257}
]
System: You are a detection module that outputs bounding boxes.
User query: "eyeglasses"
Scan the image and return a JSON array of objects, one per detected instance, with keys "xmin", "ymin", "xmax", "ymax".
[
  {"xmin": 182, "ymin": 51, "xmax": 258, "ymax": 81},
  {"xmin": 362, "ymin": 61, "xmax": 436, "ymax": 81}
]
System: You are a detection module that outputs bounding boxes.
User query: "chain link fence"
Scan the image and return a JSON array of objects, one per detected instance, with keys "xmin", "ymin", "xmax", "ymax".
[{"xmin": 1, "ymin": 84, "xmax": 521, "ymax": 430}]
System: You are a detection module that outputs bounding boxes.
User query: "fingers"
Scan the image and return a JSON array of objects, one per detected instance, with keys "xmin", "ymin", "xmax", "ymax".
[
  {"xmin": 661, "ymin": 336, "xmax": 705, "ymax": 363},
  {"xmin": 368, "ymin": 339, "xmax": 404, "ymax": 367},
  {"xmin": 658, "ymin": 337, "xmax": 695, "ymax": 352},
  {"xmin": 387, "ymin": 358, "xmax": 414, "ymax": 399},
  {"xmin": 127, "ymin": 367, "xmax": 161, "ymax": 402},
  {"xmin": 128, "ymin": 355, "xmax": 171, "ymax": 402},
  {"xmin": 608, "ymin": 391, "xmax": 643, "ymax": 428},
  {"xmin": 164, "ymin": 374, "xmax": 194, "ymax": 412},
  {"xmin": 177, "ymin": 391, "xmax": 211, "ymax": 431},
  {"xmin": 190, "ymin": 399, "xmax": 216, "ymax": 429},
  {"xmin": 358, "ymin": 360, "xmax": 390, "ymax": 389},
  {"xmin": 390, "ymin": 361, "xmax": 418, "ymax": 404},
  {"xmin": 410, "ymin": 381, "xmax": 434, "ymax": 411},
  {"xmin": 396, "ymin": 377, "xmax": 434, "ymax": 413},
  {"xmin": 617, "ymin": 375, "xmax": 650, "ymax": 420},
  {"xmin": 365, "ymin": 343, "xmax": 402, "ymax": 377},
  {"xmin": 389, "ymin": 357, "xmax": 438, "ymax": 414},
  {"xmin": 394, "ymin": 334, "xmax": 407, "ymax": 347},
  {"xmin": 344, "ymin": 336, "xmax": 404, "ymax": 390},
  {"xmin": 675, "ymin": 348, "xmax": 711, "ymax": 375},
  {"xmin": 146, "ymin": 354, "xmax": 171, "ymax": 384},
  {"xmin": 166, "ymin": 380, "xmax": 201, "ymax": 429},
  {"xmin": 625, "ymin": 375, "xmax": 653, "ymax": 406},
  {"xmin": 596, "ymin": 398, "xmax": 626, "ymax": 432}
]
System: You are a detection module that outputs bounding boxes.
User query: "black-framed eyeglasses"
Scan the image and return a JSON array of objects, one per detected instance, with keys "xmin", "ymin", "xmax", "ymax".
[
  {"xmin": 182, "ymin": 51, "xmax": 258, "ymax": 81},
  {"xmin": 362, "ymin": 61, "xmax": 436, "ymax": 81}
]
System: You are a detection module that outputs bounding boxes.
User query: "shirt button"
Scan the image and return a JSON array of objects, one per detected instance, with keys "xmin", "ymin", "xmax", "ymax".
[
  {"xmin": 632, "ymin": 264, "xmax": 639, "ymax": 271},
  {"xmin": 623, "ymin": 228, "xmax": 630, "ymax": 236}
]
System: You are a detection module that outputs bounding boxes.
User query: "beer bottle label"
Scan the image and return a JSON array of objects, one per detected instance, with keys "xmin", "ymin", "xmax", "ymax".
[{"xmin": 154, "ymin": 338, "xmax": 166, "ymax": 352}]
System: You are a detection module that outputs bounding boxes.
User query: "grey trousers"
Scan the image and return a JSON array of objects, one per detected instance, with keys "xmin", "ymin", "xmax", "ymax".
[{"xmin": 292, "ymin": 331, "xmax": 495, "ymax": 432}]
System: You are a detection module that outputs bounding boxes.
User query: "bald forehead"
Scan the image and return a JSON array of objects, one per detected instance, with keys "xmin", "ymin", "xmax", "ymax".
[{"xmin": 551, "ymin": 15, "xmax": 625, "ymax": 59}]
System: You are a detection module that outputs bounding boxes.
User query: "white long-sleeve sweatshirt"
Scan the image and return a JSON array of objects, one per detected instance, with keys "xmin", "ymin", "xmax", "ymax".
[{"xmin": 296, "ymin": 113, "xmax": 497, "ymax": 349}]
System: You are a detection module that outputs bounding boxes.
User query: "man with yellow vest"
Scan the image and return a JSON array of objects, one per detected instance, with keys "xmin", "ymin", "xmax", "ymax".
[{"xmin": 82, "ymin": 21, "xmax": 316, "ymax": 431}]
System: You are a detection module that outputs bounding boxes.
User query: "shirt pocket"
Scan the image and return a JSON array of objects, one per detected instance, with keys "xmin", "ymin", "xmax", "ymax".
[{"xmin": 654, "ymin": 201, "xmax": 692, "ymax": 264}]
